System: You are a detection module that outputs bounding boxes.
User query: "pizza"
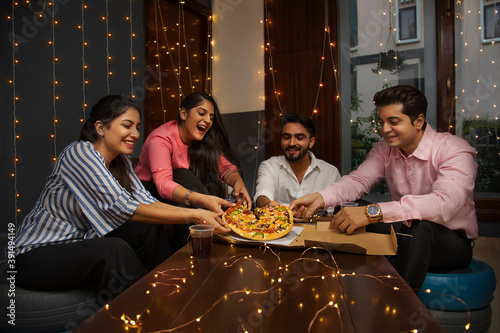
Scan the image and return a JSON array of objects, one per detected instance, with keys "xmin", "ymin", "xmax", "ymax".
[{"xmin": 222, "ymin": 203, "xmax": 294, "ymax": 241}]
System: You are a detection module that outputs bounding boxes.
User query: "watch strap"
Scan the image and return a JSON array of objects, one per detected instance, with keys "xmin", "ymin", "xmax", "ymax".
[{"xmin": 365, "ymin": 204, "xmax": 382, "ymax": 223}]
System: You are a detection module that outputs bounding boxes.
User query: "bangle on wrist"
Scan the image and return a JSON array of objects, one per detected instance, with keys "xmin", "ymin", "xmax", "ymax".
[{"xmin": 184, "ymin": 190, "xmax": 192, "ymax": 206}]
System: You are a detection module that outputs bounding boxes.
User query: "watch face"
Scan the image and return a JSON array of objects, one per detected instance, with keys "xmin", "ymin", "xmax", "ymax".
[{"xmin": 367, "ymin": 205, "xmax": 379, "ymax": 216}]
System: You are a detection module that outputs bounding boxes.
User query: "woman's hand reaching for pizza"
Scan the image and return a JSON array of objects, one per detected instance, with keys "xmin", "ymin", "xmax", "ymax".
[
  {"xmin": 190, "ymin": 208, "xmax": 230, "ymax": 233},
  {"xmin": 232, "ymin": 178, "xmax": 252, "ymax": 210},
  {"xmin": 290, "ymin": 192, "xmax": 325, "ymax": 218},
  {"xmin": 190, "ymin": 192, "xmax": 235, "ymax": 215},
  {"xmin": 223, "ymin": 170, "xmax": 252, "ymax": 210}
]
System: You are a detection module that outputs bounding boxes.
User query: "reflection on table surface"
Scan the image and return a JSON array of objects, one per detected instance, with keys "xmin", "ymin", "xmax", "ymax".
[{"xmin": 74, "ymin": 240, "xmax": 444, "ymax": 333}]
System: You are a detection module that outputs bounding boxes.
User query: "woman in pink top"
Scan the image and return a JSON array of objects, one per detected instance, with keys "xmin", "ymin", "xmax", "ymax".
[{"xmin": 136, "ymin": 92, "xmax": 251, "ymax": 215}]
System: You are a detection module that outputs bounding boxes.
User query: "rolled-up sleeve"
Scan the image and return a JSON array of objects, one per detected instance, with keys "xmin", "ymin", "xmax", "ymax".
[{"xmin": 319, "ymin": 142, "xmax": 386, "ymax": 209}]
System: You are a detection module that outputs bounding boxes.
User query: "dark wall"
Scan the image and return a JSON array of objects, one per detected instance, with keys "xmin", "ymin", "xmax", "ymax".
[
  {"xmin": 221, "ymin": 110, "xmax": 266, "ymax": 201},
  {"xmin": 0, "ymin": 0, "xmax": 147, "ymax": 256}
]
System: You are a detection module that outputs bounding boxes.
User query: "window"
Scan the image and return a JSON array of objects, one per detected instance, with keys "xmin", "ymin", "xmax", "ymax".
[
  {"xmin": 481, "ymin": 0, "xmax": 500, "ymax": 42},
  {"xmin": 348, "ymin": 0, "xmax": 428, "ymax": 197},
  {"xmin": 456, "ymin": 1, "xmax": 500, "ymax": 198},
  {"xmin": 345, "ymin": 0, "xmax": 500, "ymax": 219},
  {"xmin": 396, "ymin": 0, "xmax": 420, "ymax": 44},
  {"xmin": 349, "ymin": 0, "xmax": 359, "ymax": 50}
]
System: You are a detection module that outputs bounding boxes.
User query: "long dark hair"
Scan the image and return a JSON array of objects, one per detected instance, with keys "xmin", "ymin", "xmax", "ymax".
[
  {"xmin": 80, "ymin": 95, "xmax": 140, "ymax": 194},
  {"xmin": 180, "ymin": 92, "xmax": 241, "ymax": 196}
]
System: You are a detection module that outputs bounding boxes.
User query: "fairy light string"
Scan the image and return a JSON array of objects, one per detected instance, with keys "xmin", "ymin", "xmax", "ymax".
[
  {"xmin": 80, "ymin": 0, "xmax": 86, "ymax": 121},
  {"xmin": 129, "ymin": 0, "xmax": 134, "ymax": 98},
  {"xmin": 99, "ymin": 244, "xmax": 461, "ymax": 332},
  {"xmin": 263, "ymin": 0, "xmax": 283, "ymax": 116},
  {"xmin": 105, "ymin": 0, "xmax": 110, "ymax": 94},
  {"xmin": 177, "ymin": 0, "xmax": 182, "ymax": 94},
  {"xmin": 179, "ymin": 0, "xmax": 194, "ymax": 91},
  {"xmin": 205, "ymin": 15, "xmax": 212, "ymax": 93},
  {"xmin": 11, "ymin": 0, "xmax": 19, "ymax": 224},
  {"xmin": 455, "ymin": 1, "xmax": 499, "ymax": 157},
  {"xmin": 311, "ymin": 26, "xmax": 328, "ymax": 118},
  {"xmin": 153, "ymin": 0, "xmax": 167, "ymax": 120},
  {"xmin": 153, "ymin": 0, "xmax": 209, "ymax": 109},
  {"xmin": 326, "ymin": 26, "xmax": 350, "ymax": 123},
  {"xmin": 51, "ymin": 0, "xmax": 58, "ymax": 162},
  {"xmin": 264, "ymin": 1, "xmax": 349, "ymax": 122}
]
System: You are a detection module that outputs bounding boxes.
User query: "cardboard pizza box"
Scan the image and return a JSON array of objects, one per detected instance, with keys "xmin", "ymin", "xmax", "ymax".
[
  {"xmin": 215, "ymin": 222, "xmax": 397, "ymax": 255},
  {"xmin": 300, "ymin": 222, "xmax": 397, "ymax": 255}
]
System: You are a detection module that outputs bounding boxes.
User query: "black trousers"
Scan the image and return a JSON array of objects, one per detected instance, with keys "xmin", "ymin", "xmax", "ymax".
[
  {"xmin": 15, "ymin": 222, "xmax": 172, "ymax": 303},
  {"xmin": 392, "ymin": 220, "xmax": 473, "ymax": 291},
  {"xmin": 142, "ymin": 168, "xmax": 211, "ymax": 253},
  {"xmin": 142, "ymin": 168, "xmax": 211, "ymax": 205}
]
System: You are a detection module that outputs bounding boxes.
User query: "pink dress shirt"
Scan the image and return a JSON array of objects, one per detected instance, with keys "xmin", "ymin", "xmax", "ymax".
[
  {"xmin": 319, "ymin": 125, "xmax": 478, "ymax": 239},
  {"xmin": 135, "ymin": 121, "xmax": 237, "ymax": 200}
]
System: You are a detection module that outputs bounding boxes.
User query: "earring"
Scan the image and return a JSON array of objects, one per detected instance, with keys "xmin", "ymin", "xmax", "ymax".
[
  {"xmin": 99, "ymin": 132, "xmax": 103, "ymax": 135},
  {"xmin": 181, "ymin": 114, "xmax": 186, "ymax": 120}
]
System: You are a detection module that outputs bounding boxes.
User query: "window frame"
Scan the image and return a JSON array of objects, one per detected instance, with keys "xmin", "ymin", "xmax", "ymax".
[
  {"xmin": 437, "ymin": 1, "xmax": 500, "ymax": 222},
  {"xmin": 396, "ymin": 0, "xmax": 420, "ymax": 44},
  {"xmin": 481, "ymin": 0, "xmax": 500, "ymax": 43}
]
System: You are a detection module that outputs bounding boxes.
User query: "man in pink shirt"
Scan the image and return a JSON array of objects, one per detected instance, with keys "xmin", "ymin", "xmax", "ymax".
[{"xmin": 291, "ymin": 85, "xmax": 477, "ymax": 291}]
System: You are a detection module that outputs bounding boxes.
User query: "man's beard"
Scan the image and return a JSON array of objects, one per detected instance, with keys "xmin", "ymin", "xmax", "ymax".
[{"xmin": 284, "ymin": 146, "xmax": 308, "ymax": 162}]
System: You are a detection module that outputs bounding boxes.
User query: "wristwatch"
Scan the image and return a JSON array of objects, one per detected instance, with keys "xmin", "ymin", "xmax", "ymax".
[
  {"xmin": 184, "ymin": 191, "xmax": 192, "ymax": 206},
  {"xmin": 365, "ymin": 204, "xmax": 383, "ymax": 223}
]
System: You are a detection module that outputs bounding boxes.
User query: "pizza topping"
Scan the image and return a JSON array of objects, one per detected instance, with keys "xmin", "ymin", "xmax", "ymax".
[{"xmin": 223, "ymin": 203, "xmax": 294, "ymax": 241}]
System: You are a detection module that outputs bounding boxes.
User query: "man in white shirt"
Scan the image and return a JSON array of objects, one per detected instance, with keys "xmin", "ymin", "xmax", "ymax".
[{"xmin": 254, "ymin": 113, "xmax": 341, "ymax": 207}]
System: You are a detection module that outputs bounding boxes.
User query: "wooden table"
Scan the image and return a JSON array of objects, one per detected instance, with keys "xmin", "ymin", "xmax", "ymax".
[{"xmin": 73, "ymin": 240, "xmax": 444, "ymax": 333}]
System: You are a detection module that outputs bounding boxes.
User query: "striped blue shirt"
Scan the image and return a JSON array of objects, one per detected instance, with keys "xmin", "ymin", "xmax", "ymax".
[{"xmin": 13, "ymin": 141, "xmax": 157, "ymax": 256}]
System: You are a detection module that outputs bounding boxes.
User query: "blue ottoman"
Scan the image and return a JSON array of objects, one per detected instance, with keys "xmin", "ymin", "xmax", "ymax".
[
  {"xmin": 418, "ymin": 259, "xmax": 496, "ymax": 333},
  {"xmin": 418, "ymin": 259, "xmax": 496, "ymax": 311}
]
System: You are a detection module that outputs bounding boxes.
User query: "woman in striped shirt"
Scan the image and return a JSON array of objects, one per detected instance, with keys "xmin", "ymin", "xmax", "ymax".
[{"xmin": 13, "ymin": 95, "xmax": 230, "ymax": 297}]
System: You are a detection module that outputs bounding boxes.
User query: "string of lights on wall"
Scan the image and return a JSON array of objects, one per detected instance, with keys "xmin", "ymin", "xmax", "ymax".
[
  {"xmin": 153, "ymin": 0, "xmax": 167, "ymax": 121},
  {"xmin": 8, "ymin": 0, "xmax": 138, "ymax": 221},
  {"xmin": 10, "ymin": 0, "xmax": 19, "ymax": 225},
  {"xmin": 455, "ymin": 0, "xmax": 499, "ymax": 155},
  {"xmin": 51, "ymin": 1, "xmax": 58, "ymax": 162},
  {"xmin": 179, "ymin": 1, "xmax": 194, "ymax": 91},
  {"xmin": 152, "ymin": 0, "xmax": 208, "ymax": 115},
  {"xmin": 263, "ymin": 1, "xmax": 351, "ymax": 122},
  {"xmin": 128, "ymin": 0, "xmax": 135, "ymax": 98},
  {"xmin": 80, "ymin": 0, "xmax": 87, "ymax": 121},
  {"xmin": 105, "ymin": 0, "xmax": 110, "ymax": 94},
  {"xmin": 205, "ymin": 15, "xmax": 212, "ymax": 93}
]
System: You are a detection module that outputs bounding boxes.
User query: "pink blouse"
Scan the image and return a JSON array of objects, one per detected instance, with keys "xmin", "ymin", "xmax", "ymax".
[{"xmin": 135, "ymin": 121, "xmax": 237, "ymax": 200}]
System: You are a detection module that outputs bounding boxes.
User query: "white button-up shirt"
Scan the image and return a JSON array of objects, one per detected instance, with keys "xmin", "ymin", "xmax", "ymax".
[{"xmin": 254, "ymin": 152, "xmax": 341, "ymax": 206}]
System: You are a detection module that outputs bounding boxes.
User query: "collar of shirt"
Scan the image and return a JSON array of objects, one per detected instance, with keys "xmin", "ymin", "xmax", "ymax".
[
  {"xmin": 279, "ymin": 151, "xmax": 321, "ymax": 170},
  {"xmin": 278, "ymin": 151, "xmax": 320, "ymax": 176},
  {"xmin": 394, "ymin": 124, "xmax": 436, "ymax": 161}
]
